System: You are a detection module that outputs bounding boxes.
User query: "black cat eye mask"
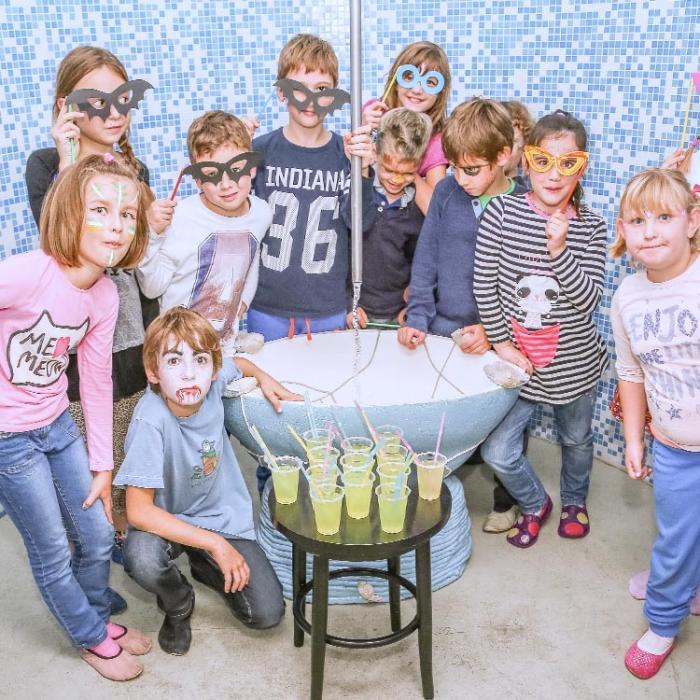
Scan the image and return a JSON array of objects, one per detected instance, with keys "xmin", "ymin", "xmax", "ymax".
[
  {"xmin": 274, "ymin": 78, "xmax": 350, "ymax": 117},
  {"xmin": 64, "ymin": 79, "xmax": 154, "ymax": 120}
]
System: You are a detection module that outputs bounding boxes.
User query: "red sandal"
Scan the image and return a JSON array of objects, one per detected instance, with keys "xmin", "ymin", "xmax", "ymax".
[{"xmin": 506, "ymin": 495, "xmax": 552, "ymax": 548}]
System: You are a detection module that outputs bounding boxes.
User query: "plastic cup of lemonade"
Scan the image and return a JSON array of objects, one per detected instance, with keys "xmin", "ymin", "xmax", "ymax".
[
  {"xmin": 339, "ymin": 452, "xmax": 374, "ymax": 473},
  {"xmin": 340, "ymin": 436, "xmax": 374, "ymax": 455},
  {"xmin": 307, "ymin": 446, "xmax": 340, "ymax": 470},
  {"xmin": 303, "ymin": 428, "xmax": 334, "ymax": 452},
  {"xmin": 414, "ymin": 452, "xmax": 448, "ymax": 501},
  {"xmin": 377, "ymin": 463, "xmax": 410, "ymax": 491},
  {"xmin": 342, "ymin": 470, "xmax": 376, "ymax": 519},
  {"xmin": 376, "ymin": 443, "xmax": 409, "ymax": 468},
  {"xmin": 376, "ymin": 484, "xmax": 411, "ymax": 534},
  {"xmin": 269, "ymin": 455, "xmax": 302, "ymax": 505},
  {"xmin": 375, "ymin": 425, "xmax": 403, "ymax": 448},
  {"xmin": 310, "ymin": 484, "xmax": 345, "ymax": 535}
]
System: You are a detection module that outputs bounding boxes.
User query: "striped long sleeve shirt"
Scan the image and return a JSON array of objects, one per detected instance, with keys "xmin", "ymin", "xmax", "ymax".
[{"xmin": 474, "ymin": 192, "xmax": 609, "ymax": 404}]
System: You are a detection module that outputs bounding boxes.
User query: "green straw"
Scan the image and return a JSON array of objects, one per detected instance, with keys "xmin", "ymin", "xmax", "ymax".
[
  {"xmin": 287, "ymin": 424, "xmax": 309, "ymax": 455},
  {"xmin": 250, "ymin": 425, "xmax": 278, "ymax": 470}
]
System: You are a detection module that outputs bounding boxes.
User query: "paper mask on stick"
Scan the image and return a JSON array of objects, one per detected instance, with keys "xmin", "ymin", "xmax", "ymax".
[
  {"xmin": 274, "ymin": 79, "xmax": 350, "ymax": 117},
  {"xmin": 65, "ymin": 79, "xmax": 154, "ymax": 120},
  {"xmin": 170, "ymin": 152, "xmax": 262, "ymax": 199},
  {"xmin": 395, "ymin": 64, "xmax": 445, "ymax": 95}
]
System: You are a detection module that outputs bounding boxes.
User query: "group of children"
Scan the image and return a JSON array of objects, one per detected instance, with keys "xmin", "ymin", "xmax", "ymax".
[{"xmin": 0, "ymin": 31, "xmax": 698, "ymax": 684}]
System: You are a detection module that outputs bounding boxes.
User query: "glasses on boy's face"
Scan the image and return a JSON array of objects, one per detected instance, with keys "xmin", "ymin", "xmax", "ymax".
[
  {"xmin": 523, "ymin": 146, "xmax": 589, "ymax": 176},
  {"xmin": 450, "ymin": 162, "xmax": 491, "ymax": 177}
]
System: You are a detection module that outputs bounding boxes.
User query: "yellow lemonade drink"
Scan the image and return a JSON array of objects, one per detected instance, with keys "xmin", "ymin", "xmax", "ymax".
[
  {"xmin": 377, "ymin": 464, "xmax": 410, "ymax": 491},
  {"xmin": 269, "ymin": 456, "xmax": 302, "ymax": 504},
  {"xmin": 376, "ymin": 484, "xmax": 410, "ymax": 534},
  {"xmin": 340, "ymin": 436, "xmax": 374, "ymax": 455},
  {"xmin": 339, "ymin": 452, "xmax": 373, "ymax": 473},
  {"xmin": 415, "ymin": 452, "xmax": 448, "ymax": 501},
  {"xmin": 307, "ymin": 446, "xmax": 340, "ymax": 470},
  {"xmin": 375, "ymin": 425, "xmax": 403, "ymax": 448},
  {"xmin": 310, "ymin": 485, "xmax": 344, "ymax": 535},
  {"xmin": 376, "ymin": 444, "xmax": 409, "ymax": 468},
  {"xmin": 343, "ymin": 470, "xmax": 375, "ymax": 519},
  {"xmin": 303, "ymin": 428, "xmax": 334, "ymax": 452}
]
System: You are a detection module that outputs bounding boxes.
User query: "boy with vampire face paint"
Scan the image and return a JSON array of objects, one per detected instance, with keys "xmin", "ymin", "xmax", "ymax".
[
  {"xmin": 137, "ymin": 110, "xmax": 272, "ymax": 357},
  {"xmin": 245, "ymin": 33, "xmax": 355, "ymax": 343},
  {"xmin": 114, "ymin": 307, "xmax": 286, "ymax": 656}
]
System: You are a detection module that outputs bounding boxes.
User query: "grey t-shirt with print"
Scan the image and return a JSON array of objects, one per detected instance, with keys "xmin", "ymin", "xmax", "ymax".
[{"xmin": 114, "ymin": 357, "xmax": 255, "ymax": 540}]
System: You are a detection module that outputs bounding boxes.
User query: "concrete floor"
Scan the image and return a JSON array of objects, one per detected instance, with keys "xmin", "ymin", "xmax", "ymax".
[{"xmin": 1, "ymin": 437, "xmax": 699, "ymax": 700}]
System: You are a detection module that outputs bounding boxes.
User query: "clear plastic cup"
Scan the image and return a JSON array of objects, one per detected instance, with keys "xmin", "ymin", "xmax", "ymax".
[
  {"xmin": 307, "ymin": 446, "xmax": 340, "ymax": 470},
  {"xmin": 339, "ymin": 452, "xmax": 374, "ymax": 473},
  {"xmin": 310, "ymin": 484, "xmax": 345, "ymax": 535},
  {"xmin": 414, "ymin": 451, "xmax": 448, "ymax": 501},
  {"xmin": 376, "ymin": 443, "xmax": 409, "ymax": 468},
  {"xmin": 340, "ymin": 436, "xmax": 374, "ymax": 455},
  {"xmin": 269, "ymin": 455, "xmax": 302, "ymax": 504},
  {"xmin": 377, "ymin": 464, "xmax": 410, "ymax": 491},
  {"xmin": 375, "ymin": 424, "xmax": 404, "ymax": 448},
  {"xmin": 303, "ymin": 428, "xmax": 334, "ymax": 451},
  {"xmin": 305, "ymin": 464, "xmax": 340, "ymax": 491},
  {"xmin": 342, "ymin": 470, "xmax": 375, "ymax": 519},
  {"xmin": 376, "ymin": 484, "xmax": 410, "ymax": 533}
]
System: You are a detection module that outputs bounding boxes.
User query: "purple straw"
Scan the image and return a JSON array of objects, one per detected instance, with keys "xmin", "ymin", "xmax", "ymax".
[{"xmin": 434, "ymin": 411, "xmax": 446, "ymax": 457}]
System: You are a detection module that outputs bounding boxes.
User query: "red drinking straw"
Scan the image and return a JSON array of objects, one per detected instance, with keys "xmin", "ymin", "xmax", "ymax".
[{"xmin": 169, "ymin": 168, "xmax": 186, "ymax": 201}]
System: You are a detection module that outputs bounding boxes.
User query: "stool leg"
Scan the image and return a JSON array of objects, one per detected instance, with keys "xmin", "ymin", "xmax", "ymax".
[
  {"xmin": 293, "ymin": 543, "xmax": 306, "ymax": 647},
  {"xmin": 387, "ymin": 556, "xmax": 401, "ymax": 631},
  {"xmin": 310, "ymin": 555, "xmax": 329, "ymax": 700},
  {"xmin": 415, "ymin": 542, "xmax": 434, "ymax": 699}
]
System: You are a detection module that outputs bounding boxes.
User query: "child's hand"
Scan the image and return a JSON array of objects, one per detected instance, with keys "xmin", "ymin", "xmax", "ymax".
[
  {"xmin": 210, "ymin": 538, "xmax": 250, "ymax": 593},
  {"xmin": 346, "ymin": 307, "xmax": 368, "ymax": 329},
  {"xmin": 343, "ymin": 125, "xmax": 375, "ymax": 174},
  {"xmin": 660, "ymin": 147, "xmax": 686, "ymax": 171},
  {"xmin": 147, "ymin": 198, "xmax": 177, "ymax": 235},
  {"xmin": 456, "ymin": 324, "xmax": 490, "ymax": 354},
  {"xmin": 258, "ymin": 372, "xmax": 302, "ymax": 413},
  {"xmin": 83, "ymin": 471, "xmax": 113, "ymax": 525},
  {"xmin": 625, "ymin": 440, "xmax": 650, "ymax": 480},
  {"xmin": 240, "ymin": 115, "xmax": 260, "ymax": 140},
  {"xmin": 52, "ymin": 104, "xmax": 84, "ymax": 169},
  {"xmin": 397, "ymin": 326, "xmax": 426, "ymax": 349},
  {"xmin": 494, "ymin": 341, "xmax": 533, "ymax": 375},
  {"xmin": 362, "ymin": 100, "xmax": 388, "ymax": 130},
  {"xmin": 546, "ymin": 209, "xmax": 569, "ymax": 258}
]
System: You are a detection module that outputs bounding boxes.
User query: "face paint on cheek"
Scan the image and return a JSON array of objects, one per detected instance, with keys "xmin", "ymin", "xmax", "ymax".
[
  {"xmin": 126, "ymin": 223, "xmax": 136, "ymax": 239},
  {"xmin": 85, "ymin": 218, "xmax": 104, "ymax": 232}
]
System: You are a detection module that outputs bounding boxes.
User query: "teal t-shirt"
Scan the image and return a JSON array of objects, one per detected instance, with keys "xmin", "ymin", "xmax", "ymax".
[{"xmin": 115, "ymin": 357, "xmax": 255, "ymax": 540}]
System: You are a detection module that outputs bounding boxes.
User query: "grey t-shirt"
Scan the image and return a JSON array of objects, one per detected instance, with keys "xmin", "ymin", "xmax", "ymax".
[{"xmin": 114, "ymin": 357, "xmax": 255, "ymax": 540}]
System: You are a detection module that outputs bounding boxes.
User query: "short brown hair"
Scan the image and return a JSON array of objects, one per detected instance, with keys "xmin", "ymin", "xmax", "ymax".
[
  {"xmin": 442, "ymin": 98, "xmax": 514, "ymax": 164},
  {"xmin": 382, "ymin": 41, "xmax": 451, "ymax": 134},
  {"xmin": 187, "ymin": 110, "xmax": 252, "ymax": 163},
  {"xmin": 376, "ymin": 108, "xmax": 432, "ymax": 162},
  {"xmin": 501, "ymin": 100, "xmax": 535, "ymax": 141},
  {"xmin": 277, "ymin": 33, "xmax": 339, "ymax": 87},
  {"xmin": 611, "ymin": 168, "xmax": 700, "ymax": 257},
  {"xmin": 40, "ymin": 155, "xmax": 149, "ymax": 269},
  {"xmin": 143, "ymin": 307, "xmax": 223, "ymax": 392}
]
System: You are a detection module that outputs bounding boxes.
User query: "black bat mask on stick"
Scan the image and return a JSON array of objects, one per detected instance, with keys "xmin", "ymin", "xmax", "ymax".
[
  {"xmin": 181, "ymin": 151, "xmax": 262, "ymax": 186},
  {"xmin": 274, "ymin": 79, "xmax": 350, "ymax": 117},
  {"xmin": 65, "ymin": 79, "xmax": 154, "ymax": 120}
]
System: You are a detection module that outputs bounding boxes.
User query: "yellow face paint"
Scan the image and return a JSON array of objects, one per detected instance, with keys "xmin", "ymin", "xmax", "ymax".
[
  {"xmin": 126, "ymin": 224, "xmax": 136, "ymax": 239},
  {"xmin": 85, "ymin": 218, "xmax": 104, "ymax": 232}
]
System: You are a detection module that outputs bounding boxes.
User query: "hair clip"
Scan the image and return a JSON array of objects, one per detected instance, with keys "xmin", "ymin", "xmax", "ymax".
[
  {"xmin": 553, "ymin": 109, "xmax": 571, "ymax": 118},
  {"xmin": 103, "ymin": 152, "xmax": 116, "ymax": 164}
]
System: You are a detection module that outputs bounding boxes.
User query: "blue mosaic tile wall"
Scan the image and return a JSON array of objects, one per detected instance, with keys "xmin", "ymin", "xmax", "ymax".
[{"xmin": 1, "ymin": 0, "xmax": 698, "ymax": 468}]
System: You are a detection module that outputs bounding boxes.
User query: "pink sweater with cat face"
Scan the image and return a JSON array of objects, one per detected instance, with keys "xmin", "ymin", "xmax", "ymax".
[{"xmin": 0, "ymin": 250, "xmax": 118, "ymax": 471}]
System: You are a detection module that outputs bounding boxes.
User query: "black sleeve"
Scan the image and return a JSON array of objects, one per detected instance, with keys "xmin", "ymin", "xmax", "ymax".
[
  {"xmin": 136, "ymin": 159, "xmax": 150, "ymax": 187},
  {"xmin": 25, "ymin": 149, "xmax": 59, "ymax": 227}
]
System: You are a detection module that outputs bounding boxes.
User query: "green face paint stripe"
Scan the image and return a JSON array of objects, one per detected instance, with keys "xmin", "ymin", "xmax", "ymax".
[
  {"xmin": 86, "ymin": 217, "xmax": 104, "ymax": 230},
  {"xmin": 90, "ymin": 182, "xmax": 105, "ymax": 198},
  {"xmin": 113, "ymin": 181, "xmax": 126, "ymax": 207}
]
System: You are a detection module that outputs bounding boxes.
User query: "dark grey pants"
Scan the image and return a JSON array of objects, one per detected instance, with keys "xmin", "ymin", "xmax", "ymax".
[{"xmin": 124, "ymin": 528, "xmax": 284, "ymax": 629}]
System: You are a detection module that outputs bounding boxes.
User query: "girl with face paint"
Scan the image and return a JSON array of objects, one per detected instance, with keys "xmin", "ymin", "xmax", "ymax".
[
  {"xmin": 24, "ymin": 46, "xmax": 174, "ymax": 564},
  {"xmin": 362, "ymin": 41, "xmax": 452, "ymax": 214},
  {"xmin": 0, "ymin": 155, "xmax": 152, "ymax": 681}
]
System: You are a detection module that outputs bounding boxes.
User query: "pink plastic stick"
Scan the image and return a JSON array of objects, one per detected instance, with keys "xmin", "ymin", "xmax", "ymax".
[{"xmin": 169, "ymin": 168, "xmax": 185, "ymax": 201}]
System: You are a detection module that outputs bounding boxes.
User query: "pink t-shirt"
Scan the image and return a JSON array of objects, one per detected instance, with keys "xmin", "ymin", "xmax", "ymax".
[
  {"xmin": 0, "ymin": 250, "xmax": 118, "ymax": 470},
  {"xmin": 418, "ymin": 132, "xmax": 448, "ymax": 178}
]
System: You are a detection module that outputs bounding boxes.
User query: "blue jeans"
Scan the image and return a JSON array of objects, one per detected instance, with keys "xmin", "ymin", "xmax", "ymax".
[
  {"xmin": 480, "ymin": 391, "xmax": 594, "ymax": 513},
  {"xmin": 0, "ymin": 410, "xmax": 114, "ymax": 648},
  {"xmin": 246, "ymin": 307, "xmax": 346, "ymax": 342},
  {"xmin": 124, "ymin": 529, "xmax": 284, "ymax": 628},
  {"xmin": 645, "ymin": 441, "xmax": 700, "ymax": 637}
]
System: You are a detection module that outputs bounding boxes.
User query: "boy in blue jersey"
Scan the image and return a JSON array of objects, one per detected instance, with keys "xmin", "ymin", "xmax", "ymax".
[{"xmin": 247, "ymin": 33, "xmax": 353, "ymax": 341}]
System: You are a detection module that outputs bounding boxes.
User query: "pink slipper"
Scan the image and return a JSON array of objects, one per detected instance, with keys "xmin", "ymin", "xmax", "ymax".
[
  {"xmin": 80, "ymin": 647, "xmax": 143, "ymax": 681},
  {"xmin": 111, "ymin": 624, "xmax": 153, "ymax": 655},
  {"xmin": 629, "ymin": 570, "xmax": 700, "ymax": 614},
  {"xmin": 624, "ymin": 638, "xmax": 674, "ymax": 680}
]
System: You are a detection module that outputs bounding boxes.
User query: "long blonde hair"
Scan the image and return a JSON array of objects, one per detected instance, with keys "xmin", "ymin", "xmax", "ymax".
[{"xmin": 53, "ymin": 46, "xmax": 140, "ymax": 174}]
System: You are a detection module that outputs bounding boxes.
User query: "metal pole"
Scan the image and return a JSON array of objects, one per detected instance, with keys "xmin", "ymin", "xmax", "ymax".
[{"xmin": 350, "ymin": 0, "xmax": 363, "ymax": 285}]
